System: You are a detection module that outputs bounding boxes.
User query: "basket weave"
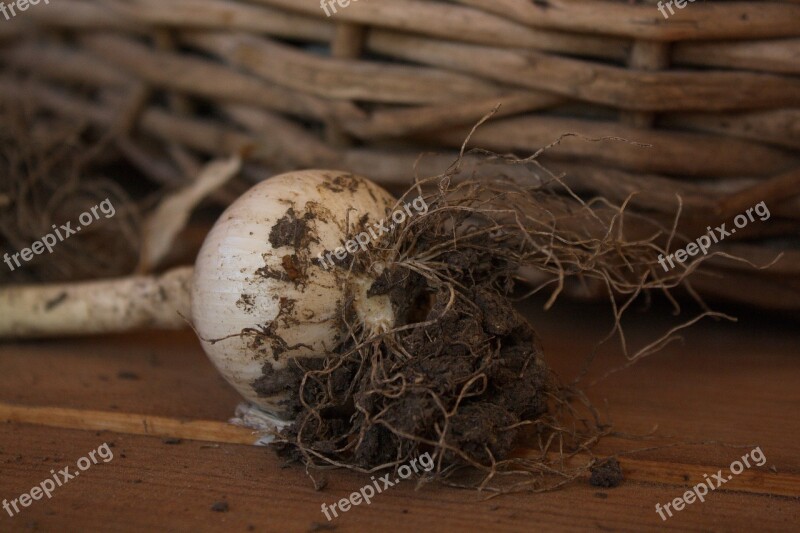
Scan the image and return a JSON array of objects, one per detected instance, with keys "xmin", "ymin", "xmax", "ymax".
[{"xmin": 1, "ymin": 0, "xmax": 799, "ymax": 309}]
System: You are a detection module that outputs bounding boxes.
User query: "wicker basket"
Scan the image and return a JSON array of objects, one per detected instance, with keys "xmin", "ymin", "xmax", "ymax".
[{"xmin": 1, "ymin": 0, "xmax": 799, "ymax": 309}]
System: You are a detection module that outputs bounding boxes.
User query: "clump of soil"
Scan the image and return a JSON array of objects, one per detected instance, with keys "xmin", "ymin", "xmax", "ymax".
[
  {"xmin": 590, "ymin": 458, "xmax": 624, "ymax": 488},
  {"xmin": 271, "ymin": 275, "xmax": 551, "ymax": 470},
  {"xmin": 210, "ymin": 501, "xmax": 229, "ymax": 513}
]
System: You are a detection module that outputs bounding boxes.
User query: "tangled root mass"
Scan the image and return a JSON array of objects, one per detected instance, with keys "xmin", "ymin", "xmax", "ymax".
[{"xmin": 262, "ymin": 165, "xmax": 663, "ymax": 489}]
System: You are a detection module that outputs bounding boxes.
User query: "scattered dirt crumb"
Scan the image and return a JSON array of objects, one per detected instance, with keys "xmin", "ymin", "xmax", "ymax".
[
  {"xmin": 211, "ymin": 501, "xmax": 229, "ymax": 513},
  {"xmin": 163, "ymin": 438, "xmax": 183, "ymax": 445},
  {"xmin": 117, "ymin": 371, "xmax": 140, "ymax": 380},
  {"xmin": 590, "ymin": 458, "xmax": 623, "ymax": 488}
]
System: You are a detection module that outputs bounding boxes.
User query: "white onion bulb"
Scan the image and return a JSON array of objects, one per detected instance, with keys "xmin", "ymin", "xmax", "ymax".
[{"xmin": 191, "ymin": 170, "xmax": 396, "ymax": 416}]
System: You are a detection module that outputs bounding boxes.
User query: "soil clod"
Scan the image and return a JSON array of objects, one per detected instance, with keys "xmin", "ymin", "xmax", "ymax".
[
  {"xmin": 210, "ymin": 501, "xmax": 229, "ymax": 512},
  {"xmin": 590, "ymin": 458, "xmax": 623, "ymax": 488}
]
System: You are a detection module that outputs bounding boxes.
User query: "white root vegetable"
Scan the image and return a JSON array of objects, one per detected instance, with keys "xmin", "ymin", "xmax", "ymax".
[
  {"xmin": 191, "ymin": 170, "xmax": 396, "ymax": 413},
  {"xmin": 0, "ymin": 267, "xmax": 193, "ymax": 338},
  {"xmin": 0, "ymin": 155, "xmax": 240, "ymax": 339}
]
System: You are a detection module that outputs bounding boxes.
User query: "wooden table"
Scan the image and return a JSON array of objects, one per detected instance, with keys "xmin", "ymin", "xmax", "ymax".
[{"xmin": 1, "ymin": 298, "xmax": 798, "ymax": 532}]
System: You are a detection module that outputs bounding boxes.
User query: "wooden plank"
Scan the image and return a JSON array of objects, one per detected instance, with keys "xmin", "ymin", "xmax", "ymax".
[
  {"xmin": 1, "ymin": 297, "xmax": 798, "ymax": 530},
  {"xmin": 1, "ymin": 298, "xmax": 798, "ymax": 470},
  {"xmin": 0, "ymin": 331, "xmax": 242, "ymax": 421},
  {"xmin": 2, "ymin": 403, "xmax": 798, "ymax": 499},
  {"xmin": 524, "ymin": 298, "xmax": 800, "ymax": 472},
  {"xmin": 1, "ymin": 424, "xmax": 798, "ymax": 532},
  {"xmin": 0, "ymin": 403, "xmax": 256, "ymax": 446},
  {"xmin": 618, "ymin": 458, "xmax": 800, "ymax": 499}
]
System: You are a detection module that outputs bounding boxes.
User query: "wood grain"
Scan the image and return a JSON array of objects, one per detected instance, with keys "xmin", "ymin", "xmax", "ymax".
[
  {"xmin": 453, "ymin": 0, "xmax": 800, "ymax": 41},
  {"xmin": 1, "ymin": 425, "xmax": 795, "ymax": 532},
  {"xmin": 2, "ymin": 403, "xmax": 798, "ymax": 499},
  {"xmin": 1, "ymin": 297, "xmax": 798, "ymax": 531}
]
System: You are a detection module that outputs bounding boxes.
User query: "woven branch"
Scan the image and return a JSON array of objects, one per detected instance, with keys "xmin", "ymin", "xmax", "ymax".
[{"xmin": 0, "ymin": 0, "xmax": 798, "ymax": 309}]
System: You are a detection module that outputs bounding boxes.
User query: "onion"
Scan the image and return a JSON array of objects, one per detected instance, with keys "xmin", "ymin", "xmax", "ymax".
[{"xmin": 192, "ymin": 170, "xmax": 397, "ymax": 415}]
